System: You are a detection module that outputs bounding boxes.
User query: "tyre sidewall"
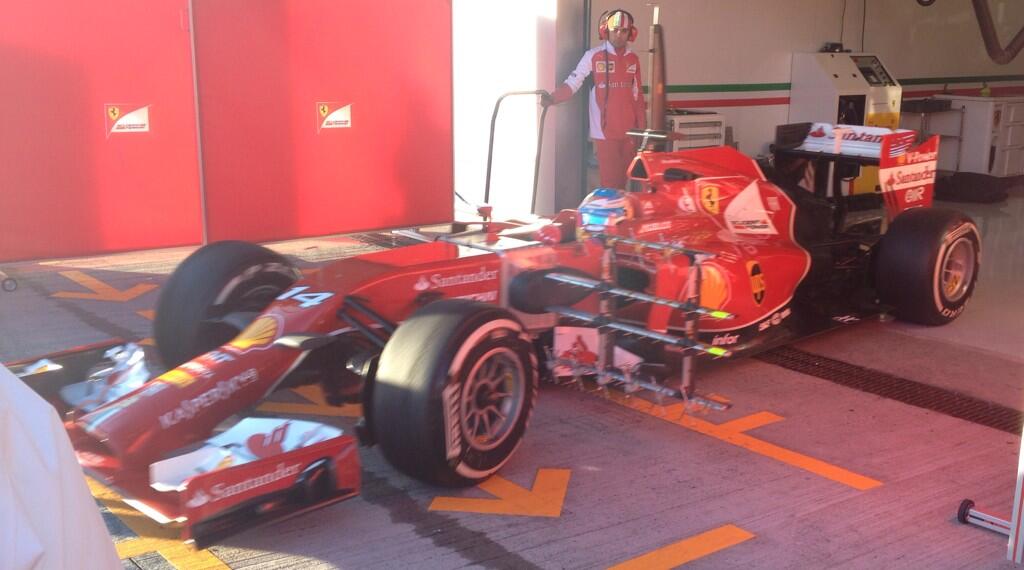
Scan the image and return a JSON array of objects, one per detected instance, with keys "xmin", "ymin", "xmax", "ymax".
[
  {"xmin": 929, "ymin": 220, "xmax": 980, "ymax": 322},
  {"xmin": 373, "ymin": 300, "xmax": 538, "ymax": 486},
  {"xmin": 155, "ymin": 241, "xmax": 296, "ymax": 367},
  {"xmin": 877, "ymin": 208, "xmax": 980, "ymax": 325},
  {"xmin": 443, "ymin": 317, "xmax": 537, "ymax": 482}
]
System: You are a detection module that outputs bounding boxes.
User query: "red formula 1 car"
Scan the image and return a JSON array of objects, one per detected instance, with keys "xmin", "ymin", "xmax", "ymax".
[
  {"xmin": 13, "ymin": 19, "xmax": 980, "ymax": 546},
  {"xmin": 37, "ymin": 114, "xmax": 977, "ymax": 500}
]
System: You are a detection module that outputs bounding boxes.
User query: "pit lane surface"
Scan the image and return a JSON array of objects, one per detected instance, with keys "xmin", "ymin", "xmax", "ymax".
[{"xmin": 1, "ymin": 198, "xmax": 1021, "ymax": 568}]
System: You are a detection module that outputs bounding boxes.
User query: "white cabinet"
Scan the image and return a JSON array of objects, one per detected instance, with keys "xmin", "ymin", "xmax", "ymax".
[
  {"xmin": 931, "ymin": 95, "xmax": 1024, "ymax": 177},
  {"xmin": 666, "ymin": 110, "xmax": 724, "ymax": 151}
]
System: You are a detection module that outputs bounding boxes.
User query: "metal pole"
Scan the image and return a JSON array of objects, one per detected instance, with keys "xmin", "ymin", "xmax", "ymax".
[
  {"xmin": 646, "ymin": 5, "xmax": 667, "ymax": 140},
  {"xmin": 483, "ymin": 91, "xmax": 548, "ymax": 207},
  {"xmin": 681, "ymin": 253, "xmax": 701, "ymax": 398}
]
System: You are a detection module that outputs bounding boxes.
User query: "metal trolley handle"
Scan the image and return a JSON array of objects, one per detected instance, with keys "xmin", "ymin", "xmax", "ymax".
[{"xmin": 482, "ymin": 90, "xmax": 551, "ymax": 214}]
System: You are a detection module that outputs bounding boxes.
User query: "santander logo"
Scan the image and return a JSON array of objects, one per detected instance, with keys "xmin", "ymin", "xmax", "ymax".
[{"xmin": 413, "ymin": 268, "xmax": 499, "ymax": 292}]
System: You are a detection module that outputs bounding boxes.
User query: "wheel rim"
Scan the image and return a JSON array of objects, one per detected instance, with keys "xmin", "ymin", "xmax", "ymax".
[
  {"xmin": 460, "ymin": 347, "xmax": 526, "ymax": 452},
  {"xmin": 939, "ymin": 237, "xmax": 975, "ymax": 304}
]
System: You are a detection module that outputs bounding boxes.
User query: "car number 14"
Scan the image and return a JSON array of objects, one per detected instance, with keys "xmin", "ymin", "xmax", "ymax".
[{"xmin": 276, "ymin": 286, "xmax": 335, "ymax": 308}]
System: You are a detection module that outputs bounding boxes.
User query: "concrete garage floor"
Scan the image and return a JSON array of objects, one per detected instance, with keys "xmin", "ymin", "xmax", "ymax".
[{"xmin": 1, "ymin": 193, "xmax": 1023, "ymax": 569}]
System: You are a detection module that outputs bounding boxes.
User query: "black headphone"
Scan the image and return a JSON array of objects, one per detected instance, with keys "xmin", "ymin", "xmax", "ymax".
[{"xmin": 598, "ymin": 9, "xmax": 637, "ymax": 42}]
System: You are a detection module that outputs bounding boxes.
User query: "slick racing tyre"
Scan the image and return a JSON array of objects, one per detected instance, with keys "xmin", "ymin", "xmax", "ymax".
[
  {"xmin": 876, "ymin": 208, "xmax": 980, "ymax": 326},
  {"xmin": 155, "ymin": 240, "xmax": 298, "ymax": 368},
  {"xmin": 372, "ymin": 299, "xmax": 538, "ymax": 487}
]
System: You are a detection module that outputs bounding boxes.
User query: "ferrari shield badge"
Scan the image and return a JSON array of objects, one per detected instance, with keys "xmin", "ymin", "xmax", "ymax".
[
  {"xmin": 747, "ymin": 261, "xmax": 765, "ymax": 305},
  {"xmin": 104, "ymin": 103, "xmax": 150, "ymax": 137},
  {"xmin": 700, "ymin": 185, "xmax": 721, "ymax": 215}
]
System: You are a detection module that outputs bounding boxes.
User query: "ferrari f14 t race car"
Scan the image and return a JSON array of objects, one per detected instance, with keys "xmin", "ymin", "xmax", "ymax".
[
  {"xmin": 26, "ymin": 117, "xmax": 977, "ymax": 489},
  {"xmin": 14, "ymin": 23, "xmax": 979, "ymax": 547}
]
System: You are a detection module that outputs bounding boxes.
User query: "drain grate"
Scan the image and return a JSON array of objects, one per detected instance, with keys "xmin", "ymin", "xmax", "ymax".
[
  {"xmin": 351, "ymin": 232, "xmax": 423, "ymax": 249},
  {"xmin": 757, "ymin": 346, "xmax": 1023, "ymax": 434}
]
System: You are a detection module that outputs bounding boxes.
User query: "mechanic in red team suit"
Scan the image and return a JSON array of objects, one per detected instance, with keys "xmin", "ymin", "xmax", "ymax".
[{"xmin": 544, "ymin": 9, "xmax": 646, "ymax": 189}]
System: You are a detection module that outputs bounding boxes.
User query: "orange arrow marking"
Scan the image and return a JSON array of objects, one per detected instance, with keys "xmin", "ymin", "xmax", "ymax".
[
  {"xmin": 609, "ymin": 393, "xmax": 882, "ymax": 491},
  {"xmin": 52, "ymin": 270, "xmax": 156, "ymax": 302},
  {"xmin": 429, "ymin": 468, "xmax": 571, "ymax": 517},
  {"xmin": 609, "ymin": 524, "xmax": 755, "ymax": 569},
  {"xmin": 87, "ymin": 478, "xmax": 228, "ymax": 567},
  {"xmin": 257, "ymin": 384, "xmax": 362, "ymax": 417}
]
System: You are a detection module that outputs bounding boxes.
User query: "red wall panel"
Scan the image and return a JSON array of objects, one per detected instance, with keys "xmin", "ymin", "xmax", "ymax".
[
  {"xmin": 193, "ymin": 0, "xmax": 453, "ymax": 242},
  {"xmin": 0, "ymin": 0, "xmax": 202, "ymax": 262}
]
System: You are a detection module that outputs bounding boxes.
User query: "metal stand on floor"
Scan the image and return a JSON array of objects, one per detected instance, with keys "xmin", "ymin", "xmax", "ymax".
[
  {"xmin": 958, "ymin": 429, "xmax": 1024, "ymax": 562},
  {"xmin": 0, "ymin": 270, "xmax": 16, "ymax": 292}
]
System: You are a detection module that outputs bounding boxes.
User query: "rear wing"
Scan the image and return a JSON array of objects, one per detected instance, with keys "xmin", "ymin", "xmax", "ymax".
[{"xmin": 774, "ymin": 122, "xmax": 939, "ymax": 220}]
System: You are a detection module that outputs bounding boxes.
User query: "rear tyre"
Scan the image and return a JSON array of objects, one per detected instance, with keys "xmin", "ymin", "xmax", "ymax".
[
  {"xmin": 876, "ymin": 208, "xmax": 980, "ymax": 325},
  {"xmin": 372, "ymin": 299, "xmax": 538, "ymax": 486},
  {"xmin": 155, "ymin": 241, "xmax": 298, "ymax": 368}
]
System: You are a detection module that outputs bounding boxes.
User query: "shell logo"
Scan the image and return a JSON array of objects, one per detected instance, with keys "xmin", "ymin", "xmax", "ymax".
[
  {"xmin": 158, "ymin": 368, "xmax": 198, "ymax": 388},
  {"xmin": 229, "ymin": 315, "xmax": 280, "ymax": 352}
]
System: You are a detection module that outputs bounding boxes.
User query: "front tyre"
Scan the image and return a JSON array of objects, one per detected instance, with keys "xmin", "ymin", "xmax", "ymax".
[
  {"xmin": 876, "ymin": 208, "xmax": 980, "ymax": 325},
  {"xmin": 154, "ymin": 240, "xmax": 299, "ymax": 368},
  {"xmin": 372, "ymin": 299, "xmax": 538, "ymax": 487}
]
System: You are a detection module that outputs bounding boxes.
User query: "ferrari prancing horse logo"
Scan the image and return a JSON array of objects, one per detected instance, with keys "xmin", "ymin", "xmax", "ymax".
[
  {"xmin": 700, "ymin": 185, "xmax": 720, "ymax": 215},
  {"xmin": 747, "ymin": 261, "xmax": 765, "ymax": 305},
  {"xmin": 107, "ymin": 105, "xmax": 120, "ymax": 120}
]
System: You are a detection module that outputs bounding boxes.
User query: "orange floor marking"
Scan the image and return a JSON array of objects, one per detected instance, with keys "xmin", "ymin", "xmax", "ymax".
[
  {"xmin": 609, "ymin": 524, "xmax": 755, "ymax": 569},
  {"xmin": 610, "ymin": 394, "xmax": 882, "ymax": 491},
  {"xmin": 257, "ymin": 384, "xmax": 362, "ymax": 417},
  {"xmin": 136, "ymin": 309, "xmax": 155, "ymax": 320},
  {"xmin": 716, "ymin": 411, "xmax": 784, "ymax": 433},
  {"xmin": 87, "ymin": 478, "xmax": 228, "ymax": 569},
  {"xmin": 430, "ymin": 469, "xmax": 571, "ymax": 517},
  {"xmin": 52, "ymin": 270, "xmax": 157, "ymax": 302}
]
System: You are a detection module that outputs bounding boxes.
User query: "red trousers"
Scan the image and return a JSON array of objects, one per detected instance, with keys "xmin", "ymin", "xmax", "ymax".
[{"xmin": 594, "ymin": 137, "xmax": 637, "ymax": 189}]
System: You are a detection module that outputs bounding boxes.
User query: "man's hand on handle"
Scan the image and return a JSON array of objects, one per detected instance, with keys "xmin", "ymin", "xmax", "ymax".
[{"xmin": 539, "ymin": 90, "xmax": 554, "ymax": 108}]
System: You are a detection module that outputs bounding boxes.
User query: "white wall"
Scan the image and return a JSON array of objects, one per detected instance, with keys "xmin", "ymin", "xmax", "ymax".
[
  {"xmin": 593, "ymin": 0, "xmax": 1024, "ymax": 156},
  {"xmin": 453, "ymin": 0, "xmax": 1024, "ymax": 216},
  {"xmin": 452, "ymin": 0, "xmax": 559, "ymax": 220},
  {"xmin": 868, "ymin": 0, "xmax": 1024, "ymax": 78}
]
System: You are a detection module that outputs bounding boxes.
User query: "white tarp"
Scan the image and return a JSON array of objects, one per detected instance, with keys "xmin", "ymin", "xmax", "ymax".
[{"xmin": 0, "ymin": 364, "xmax": 120, "ymax": 570}]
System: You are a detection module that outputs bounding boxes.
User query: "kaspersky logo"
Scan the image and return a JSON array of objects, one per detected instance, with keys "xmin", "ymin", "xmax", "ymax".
[{"xmin": 414, "ymin": 268, "xmax": 498, "ymax": 291}]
